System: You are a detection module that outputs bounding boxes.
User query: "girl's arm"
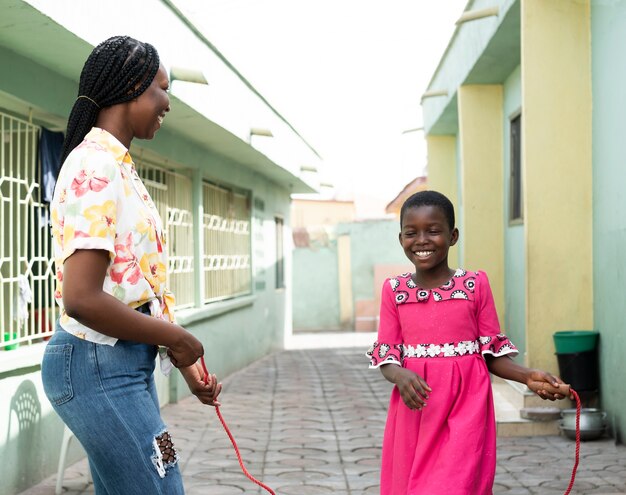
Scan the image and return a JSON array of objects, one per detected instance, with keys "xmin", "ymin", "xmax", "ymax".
[
  {"xmin": 63, "ymin": 249, "xmax": 204, "ymax": 368},
  {"xmin": 380, "ymin": 364, "xmax": 431, "ymax": 410},
  {"xmin": 485, "ymin": 355, "xmax": 568, "ymax": 400}
]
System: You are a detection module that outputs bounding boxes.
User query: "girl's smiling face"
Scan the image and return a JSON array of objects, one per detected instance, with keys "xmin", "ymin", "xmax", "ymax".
[{"xmin": 399, "ymin": 205, "xmax": 459, "ymax": 274}]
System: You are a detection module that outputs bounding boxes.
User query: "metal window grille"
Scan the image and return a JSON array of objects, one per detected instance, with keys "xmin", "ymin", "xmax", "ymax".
[
  {"xmin": 0, "ymin": 112, "xmax": 57, "ymax": 350},
  {"xmin": 202, "ymin": 182, "xmax": 251, "ymax": 302},
  {"xmin": 135, "ymin": 160, "xmax": 195, "ymax": 309}
]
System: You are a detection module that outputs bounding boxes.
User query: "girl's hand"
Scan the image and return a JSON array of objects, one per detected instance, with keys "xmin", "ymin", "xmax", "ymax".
[
  {"xmin": 526, "ymin": 369, "xmax": 570, "ymax": 401},
  {"xmin": 167, "ymin": 328, "xmax": 204, "ymax": 368},
  {"xmin": 180, "ymin": 362, "xmax": 222, "ymax": 406},
  {"xmin": 393, "ymin": 368, "xmax": 431, "ymax": 410}
]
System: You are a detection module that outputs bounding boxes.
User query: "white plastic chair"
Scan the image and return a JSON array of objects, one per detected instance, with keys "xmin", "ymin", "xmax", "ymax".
[{"xmin": 56, "ymin": 425, "xmax": 91, "ymax": 494}]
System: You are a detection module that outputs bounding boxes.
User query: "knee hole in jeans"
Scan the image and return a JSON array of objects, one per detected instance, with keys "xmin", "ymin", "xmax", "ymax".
[{"xmin": 151, "ymin": 430, "xmax": 179, "ymax": 478}]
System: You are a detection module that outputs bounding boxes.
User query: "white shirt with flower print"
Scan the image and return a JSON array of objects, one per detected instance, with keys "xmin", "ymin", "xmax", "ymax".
[{"xmin": 51, "ymin": 128, "xmax": 176, "ymax": 370}]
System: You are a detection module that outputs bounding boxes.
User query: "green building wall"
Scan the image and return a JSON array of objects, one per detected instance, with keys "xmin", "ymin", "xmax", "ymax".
[
  {"xmin": 591, "ymin": 0, "xmax": 626, "ymax": 442},
  {"xmin": 292, "ymin": 245, "xmax": 341, "ymax": 331},
  {"xmin": 502, "ymin": 65, "xmax": 526, "ymax": 363},
  {"xmin": 292, "ymin": 219, "xmax": 409, "ymax": 331},
  {"xmin": 342, "ymin": 219, "xmax": 409, "ymax": 303}
]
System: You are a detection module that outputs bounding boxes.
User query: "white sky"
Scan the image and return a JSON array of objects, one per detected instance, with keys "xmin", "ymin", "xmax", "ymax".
[
  {"xmin": 26, "ymin": 0, "xmax": 468, "ymax": 218},
  {"xmin": 175, "ymin": 0, "xmax": 468, "ymax": 217}
]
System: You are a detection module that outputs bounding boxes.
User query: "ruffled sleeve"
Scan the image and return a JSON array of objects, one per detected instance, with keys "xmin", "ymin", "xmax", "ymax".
[
  {"xmin": 366, "ymin": 278, "xmax": 404, "ymax": 368},
  {"xmin": 476, "ymin": 271, "xmax": 519, "ymax": 358},
  {"xmin": 479, "ymin": 334, "xmax": 518, "ymax": 357}
]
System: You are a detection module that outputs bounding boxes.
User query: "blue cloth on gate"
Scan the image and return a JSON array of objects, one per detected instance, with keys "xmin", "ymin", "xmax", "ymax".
[{"xmin": 39, "ymin": 127, "xmax": 64, "ymax": 203}]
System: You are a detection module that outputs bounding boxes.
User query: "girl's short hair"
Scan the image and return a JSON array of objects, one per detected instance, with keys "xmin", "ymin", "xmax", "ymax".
[
  {"xmin": 400, "ymin": 190, "xmax": 455, "ymax": 229},
  {"xmin": 60, "ymin": 36, "xmax": 160, "ymax": 163}
]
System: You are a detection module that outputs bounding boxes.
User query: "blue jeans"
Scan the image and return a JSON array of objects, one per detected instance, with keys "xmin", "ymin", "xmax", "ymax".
[{"xmin": 41, "ymin": 318, "xmax": 184, "ymax": 495}]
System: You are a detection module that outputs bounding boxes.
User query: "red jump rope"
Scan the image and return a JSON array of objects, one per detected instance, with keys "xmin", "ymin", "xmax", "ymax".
[
  {"xmin": 200, "ymin": 357, "xmax": 582, "ymax": 495},
  {"xmin": 534, "ymin": 382, "xmax": 581, "ymax": 495},
  {"xmin": 200, "ymin": 356, "xmax": 276, "ymax": 495},
  {"xmin": 563, "ymin": 386, "xmax": 582, "ymax": 495}
]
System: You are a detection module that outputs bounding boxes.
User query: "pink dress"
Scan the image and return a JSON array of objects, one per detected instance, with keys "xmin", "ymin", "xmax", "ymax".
[{"xmin": 366, "ymin": 269, "xmax": 517, "ymax": 495}]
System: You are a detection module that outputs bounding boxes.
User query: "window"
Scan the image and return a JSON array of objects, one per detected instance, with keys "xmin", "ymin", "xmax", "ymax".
[
  {"xmin": 275, "ymin": 217, "xmax": 285, "ymax": 289},
  {"xmin": 0, "ymin": 111, "xmax": 57, "ymax": 349},
  {"xmin": 202, "ymin": 182, "xmax": 251, "ymax": 301},
  {"xmin": 510, "ymin": 113, "xmax": 523, "ymax": 222},
  {"xmin": 135, "ymin": 160, "xmax": 194, "ymax": 308}
]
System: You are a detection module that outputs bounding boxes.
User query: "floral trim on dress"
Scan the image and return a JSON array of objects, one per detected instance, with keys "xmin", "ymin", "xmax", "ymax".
[
  {"xmin": 479, "ymin": 334, "xmax": 519, "ymax": 357},
  {"xmin": 387, "ymin": 270, "xmax": 476, "ymax": 304},
  {"xmin": 367, "ymin": 334, "xmax": 518, "ymax": 366},
  {"xmin": 366, "ymin": 341, "xmax": 403, "ymax": 368},
  {"xmin": 403, "ymin": 339, "xmax": 481, "ymax": 358}
]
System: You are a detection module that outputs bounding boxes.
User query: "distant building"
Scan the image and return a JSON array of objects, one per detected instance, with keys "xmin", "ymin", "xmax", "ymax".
[
  {"xmin": 291, "ymin": 198, "xmax": 356, "ymax": 229},
  {"xmin": 385, "ymin": 176, "xmax": 428, "ymax": 217}
]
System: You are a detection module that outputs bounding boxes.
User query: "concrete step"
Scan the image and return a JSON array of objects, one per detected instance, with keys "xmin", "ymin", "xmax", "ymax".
[{"xmin": 493, "ymin": 378, "xmax": 562, "ymax": 437}]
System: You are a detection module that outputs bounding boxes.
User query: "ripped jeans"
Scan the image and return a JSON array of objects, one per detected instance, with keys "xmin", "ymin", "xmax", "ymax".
[{"xmin": 41, "ymin": 320, "xmax": 184, "ymax": 495}]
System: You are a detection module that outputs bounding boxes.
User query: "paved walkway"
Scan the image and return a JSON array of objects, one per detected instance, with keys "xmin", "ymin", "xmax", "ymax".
[{"xmin": 20, "ymin": 337, "xmax": 626, "ymax": 494}]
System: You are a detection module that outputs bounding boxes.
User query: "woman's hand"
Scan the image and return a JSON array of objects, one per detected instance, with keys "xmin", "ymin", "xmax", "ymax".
[
  {"xmin": 381, "ymin": 365, "xmax": 431, "ymax": 410},
  {"xmin": 526, "ymin": 369, "xmax": 570, "ymax": 401},
  {"xmin": 180, "ymin": 362, "xmax": 222, "ymax": 406},
  {"xmin": 167, "ymin": 328, "xmax": 204, "ymax": 368}
]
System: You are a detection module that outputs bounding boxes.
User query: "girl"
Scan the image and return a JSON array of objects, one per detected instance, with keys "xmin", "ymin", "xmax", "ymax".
[
  {"xmin": 41, "ymin": 36, "xmax": 221, "ymax": 495},
  {"xmin": 366, "ymin": 190, "xmax": 568, "ymax": 495}
]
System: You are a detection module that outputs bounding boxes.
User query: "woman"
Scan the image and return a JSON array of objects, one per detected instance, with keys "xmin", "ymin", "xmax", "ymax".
[{"xmin": 42, "ymin": 36, "xmax": 221, "ymax": 495}]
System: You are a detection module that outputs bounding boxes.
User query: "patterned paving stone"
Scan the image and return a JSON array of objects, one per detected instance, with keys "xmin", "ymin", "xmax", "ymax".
[{"xmin": 18, "ymin": 345, "xmax": 626, "ymax": 495}]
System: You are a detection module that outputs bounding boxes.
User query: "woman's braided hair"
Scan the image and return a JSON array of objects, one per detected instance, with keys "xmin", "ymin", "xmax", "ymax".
[{"xmin": 60, "ymin": 35, "xmax": 160, "ymax": 163}]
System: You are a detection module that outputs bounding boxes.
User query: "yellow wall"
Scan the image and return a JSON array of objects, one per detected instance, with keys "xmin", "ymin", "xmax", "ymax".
[
  {"xmin": 291, "ymin": 199, "xmax": 356, "ymax": 228},
  {"xmin": 521, "ymin": 0, "xmax": 592, "ymax": 371},
  {"xmin": 426, "ymin": 135, "xmax": 459, "ymax": 269},
  {"xmin": 457, "ymin": 85, "xmax": 505, "ymax": 318}
]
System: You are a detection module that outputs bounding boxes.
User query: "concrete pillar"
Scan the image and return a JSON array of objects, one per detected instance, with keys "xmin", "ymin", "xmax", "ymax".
[
  {"xmin": 426, "ymin": 135, "xmax": 459, "ymax": 269},
  {"xmin": 521, "ymin": 0, "xmax": 592, "ymax": 371},
  {"xmin": 457, "ymin": 85, "xmax": 505, "ymax": 318}
]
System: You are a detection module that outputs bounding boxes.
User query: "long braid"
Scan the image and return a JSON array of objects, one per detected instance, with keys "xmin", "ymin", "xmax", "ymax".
[{"xmin": 60, "ymin": 36, "xmax": 160, "ymax": 164}]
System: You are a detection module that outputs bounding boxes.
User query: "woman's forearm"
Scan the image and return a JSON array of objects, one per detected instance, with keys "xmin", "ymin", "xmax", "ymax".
[{"xmin": 64, "ymin": 289, "xmax": 186, "ymax": 348}]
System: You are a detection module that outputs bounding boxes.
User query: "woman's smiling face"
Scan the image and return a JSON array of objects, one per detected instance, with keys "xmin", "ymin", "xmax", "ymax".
[
  {"xmin": 128, "ymin": 64, "xmax": 170, "ymax": 140},
  {"xmin": 399, "ymin": 205, "xmax": 458, "ymax": 272}
]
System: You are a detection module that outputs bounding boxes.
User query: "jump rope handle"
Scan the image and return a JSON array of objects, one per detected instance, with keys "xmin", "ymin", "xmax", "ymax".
[{"xmin": 199, "ymin": 357, "xmax": 276, "ymax": 495}]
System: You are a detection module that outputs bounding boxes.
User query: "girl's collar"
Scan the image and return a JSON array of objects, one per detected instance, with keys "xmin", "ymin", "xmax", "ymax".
[{"xmin": 408, "ymin": 268, "xmax": 465, "ymax": 290}]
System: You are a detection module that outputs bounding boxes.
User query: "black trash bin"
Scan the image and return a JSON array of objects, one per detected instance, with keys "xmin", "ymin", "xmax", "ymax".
[
  {"xmin": 553, "ymin": 331, "xmax": 600, "ymax": 392},
  {"xmin": 556, "ymin": 351, "xmax": 599, "ymax": 392}
]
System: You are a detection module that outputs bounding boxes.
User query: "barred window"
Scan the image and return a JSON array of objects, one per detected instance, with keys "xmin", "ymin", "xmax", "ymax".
[
  {"xmin": 202, "ymin": 182, "xmax": 251, "ymax": 302},
  {"xmin": 510, "ymin": 113, "xmax": 523, "ymax": 222},
  {"xmin": 0, "ymin": 112, "xmax": 57, "ymax": 350},
  {"xmin": 135, "ymin": 160, "xmax": 195, "ymax": 309},
  {"xmin": 275, "ymin": 216, "xmax": 285, "ymax": 289}
]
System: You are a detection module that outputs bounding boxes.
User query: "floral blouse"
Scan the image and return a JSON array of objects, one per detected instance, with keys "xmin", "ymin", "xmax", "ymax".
[{"xmin": 51, "ymin": 128, "xmax": 175, "ymax": 353}]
